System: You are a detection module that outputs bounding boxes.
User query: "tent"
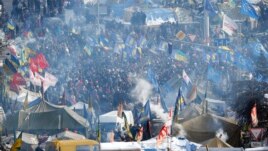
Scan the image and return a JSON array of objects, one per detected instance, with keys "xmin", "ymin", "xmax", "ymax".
[
  {"xmin": 100, "ymin": 142, "xmax": 141, "ymax": 151},
  {"xmin": 182, "ymin": 113, "xmax": 241, "ymax": 147},
  {"xmin": 4, "ymin": 100, "xmax": 89, "ymax": 132},
  {"xmin": 47, "ymin": 130, "xmax": 86, "ymax": 141},
  {"xmin": 141, "ymin": 136, "xmax": 201, "ymax": 151},
  {"xmin": 99, "ymin": 110, "xmax": 134, "ymax": 126},
  {"xmin": 178, "ymin": 103, "xmax": 202, "ymax": 122},
  {"xmin": 201, "ymin": 137, "xmax": 232, "ymax": 148},
  {"xmin": 144, "ymin": 8, "xmax": 177, "ymax": 26},
  {"xmin": 69, "ymin": 101, "xmax": 88, "ymax": 116}
]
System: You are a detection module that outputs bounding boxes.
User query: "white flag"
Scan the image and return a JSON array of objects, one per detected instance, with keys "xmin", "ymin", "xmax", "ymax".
[
  {"xmin": 222, "ymin": 14, "xmax": 238, "ymax": 36},
  {"xmin": 45, "ymin": 72, "xmax": 58, "ymax": 87},
  {"xmin": 182, "ymin": 69, "xmax": 191, "ymax": 85},
  {"xmin": 29, "ymin": 70, "xmax": 44, "ymax": 86}
]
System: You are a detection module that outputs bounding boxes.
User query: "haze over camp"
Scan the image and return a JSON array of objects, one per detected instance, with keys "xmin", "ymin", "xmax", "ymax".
[{"xmin": 0, "ymin": 0, "xmax": 268, "ymax": 151}]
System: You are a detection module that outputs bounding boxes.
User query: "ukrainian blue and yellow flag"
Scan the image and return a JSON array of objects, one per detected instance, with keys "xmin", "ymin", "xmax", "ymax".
[{"xmin": 173, "ymin": 88, "xmax": 185, "ymax": 123}]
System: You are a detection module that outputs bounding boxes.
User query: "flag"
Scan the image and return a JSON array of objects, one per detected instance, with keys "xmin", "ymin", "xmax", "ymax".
[
  {"xmin": 135, "ymin": 127, "xmax": 143, "ymax": 142},
  {"xmin": 97, "ymin": 117, "xmax": 101, "ymax": 142},
  {"xmin": 36, "ymin": 53, "xmax": 49, "ymax": 69},
  {"xmin": 187, "ymin": 85, "xmax": 197, "ymax": 102},
  {"xmin": 122, "ymin": 112, "xmax": 133, "ymax": 139},
  {"xmin": 23, "ymin": 92, "xmax": 28, "ymax": 110},
  {"xmin": 7, "ymin": 45, "xmax": 18, "ymax": 56},
  {"xmin": 11, "ymin": 132, "xmax": 22, "ymax": 151},
  {"xmin": 157, "ymin": 123, "xmax": 169, "ymax": 145},
  {"xmin": 30, "ymin": 58, "xmax": 38, "ymax": 73},
  {"xmin": 83, "ymin": 103, "xmax": 88, "ymax": 119},
  {"xmin": 9, "ymin": 54, "xmax": 20, "ymax": 67},
  {"xmin": 147, "ymin": 68, "xmax": 159, "ymax": 90},
  {"xmin": 4, "ymin": 59, "xmax": 17, "ymax": 73},
  {"xmin": 42, "ymin": 72, "xmax": 58, "ymax": 91},
  {"xmin": 10, "ymin": 82, "xmax": 20, "ymax": 94},
  {"xmin": 7, "ymin": 20, "xmax": 15, "ymax": 30},
  {"xmin": 182, "ymin": 69, "xmax": 191, "ymax": 85},
  {"xmin": 84, "ymin": 46, "xmax": 92, "ymax": 57},
  {"xmin": 141, "ymin": 100, "xmax": 152, "ymax": 121},
  {"xmin": 222, "ymin": 14, "xmax": 238, "ymax": 36},
  {"xmin": 251, "ymin": 103, "xmax": 258, "ymax": 127},
  {"xmin": 12, "ymin": 73, "xmax": 26, "ymax": 86},
  {"xmin": 241, "ymin": 0, "xmax": 259, "ymax": 19},
  {"xmin": 158, "ymin": 88, "xmax": 168, "ymax": 113},
  {"xmin": 173, "ymin": 88, "xmax": 185, "ymax": 123},
  {"xmin": 174, "ymin": 50, "xmax": 188, "ymax": 62},
  {"xmin": 204, "ymin": 0, "xmax": 218, "ymax": 15}
]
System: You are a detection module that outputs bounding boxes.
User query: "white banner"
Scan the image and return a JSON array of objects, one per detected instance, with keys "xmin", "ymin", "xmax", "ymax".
[{"xmin": 222, "ymin": 14, "xmax": 238, "ymax": 36}]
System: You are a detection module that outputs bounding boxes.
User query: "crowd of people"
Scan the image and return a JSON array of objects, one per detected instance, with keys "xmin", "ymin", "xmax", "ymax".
[{"xmin": 0, "ymin": 0, "xmax": 267, "ymax": 142}]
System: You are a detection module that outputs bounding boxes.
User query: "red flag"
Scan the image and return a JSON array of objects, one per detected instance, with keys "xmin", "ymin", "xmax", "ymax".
[
  {"xmin": 251, "ymin": 103, "xmax": 258, "ymax": 127},
  {"xmin": 157, "ymin": 108, "xmax": 172, "ymax": 145},
  {"xmin": 36, "ymin": 53, "xmax": 49, "ymax": 69},
  {"xmin": 10, "ymin": 82, "xmax": 20, "ymax": 94},
  {"xmin": 157, "ymin": 124, "xmax": 168, "ymax": 145},
  {"xmin": 12, "ymin": 73, "xmax": 26, "ymax": 85},
  {"xmin": 136, "ymin": 127, "xmax": 143, "ymax": 142},
  {"xmin": 30, "ymin": 58, "xmax": 38, "ymax": 73}
]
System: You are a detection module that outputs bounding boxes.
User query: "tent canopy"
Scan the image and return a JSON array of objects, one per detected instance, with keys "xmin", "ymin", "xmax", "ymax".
[
  {"xmin": 47, "ymin": 130, "xmax": 86, "ymax": 141},
  {"xmin": 182, "ymin": 113, "xmax": 241, "ymax": 147},
  {"xmin": 201, "ymin": 137, "xmax": 232, "ymax": 148},
  {"xmin": 4, "ymin": 100, "xmax": 89, "ymax": 132}
]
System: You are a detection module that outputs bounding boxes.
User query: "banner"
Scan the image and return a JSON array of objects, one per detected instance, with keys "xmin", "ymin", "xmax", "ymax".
[{"xmin": 222, "ymin": 14, "xmax": 238, "ymax": 36}]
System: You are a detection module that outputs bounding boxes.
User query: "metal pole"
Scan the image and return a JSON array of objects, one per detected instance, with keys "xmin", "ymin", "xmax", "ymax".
[
  {"xmin": 204, "ymin": 10, "xmax": 210, "ymax": 46},
  {"xmin": 97, "ymin": 0, "xmax": 100, "ymax": 35}
]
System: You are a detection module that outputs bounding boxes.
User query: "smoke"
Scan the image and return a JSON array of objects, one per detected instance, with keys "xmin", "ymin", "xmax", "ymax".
[
  {"xmin": 216, "ymin": 128, "xmax": 229, "ymax": 142},
  {"xmin": 150, "ymin": 103, "xmax": 168, "ymax": 121},
  {"xmin": 130, "ymin": 78, "xmax": 153, "ymax": 104},
  {"xmin": 172, "ymin": 123, "xmax": 187, "ymax": 137}
]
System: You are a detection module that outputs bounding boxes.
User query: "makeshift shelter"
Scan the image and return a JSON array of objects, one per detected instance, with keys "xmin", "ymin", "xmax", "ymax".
[
  {"xmin": 47, "ymin": 130, "xmax": 86, "ymax": 141},
  {"xmin": 182, "ymin": 113, "xmax": 241, "ymax": 147},
  {"xmin": 178, "ymin": 103, "xmax": 202, "ymax": 122},
  {"xmin": 140, "ymin": 136, "xmax": 201, "ymax": 150},
  {"xmin": 144, "ymin": 8, "xmax": 177, "ymax": 26},
  {"xmin": 99, "ymin": 110, "xmax": 134, "ymax": 131},
  {"xmin": 201, "ymin": 137, "xmax": 232, "ymax": 148},
  {"xmin": 69, "ymin": 101, "xmax": 88, "ymax": 116},
  {"xmin": 4, "ymin": 100, "xmax": 89, "ymax": 133},
  {"xmin": 100, "ymin": 142, "xmax": 141, "ymax": 151}
]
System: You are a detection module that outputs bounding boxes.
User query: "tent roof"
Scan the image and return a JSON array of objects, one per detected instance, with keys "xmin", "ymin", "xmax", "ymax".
[
  {"xmin": 140, "ymin": 137, "xmax": 201, "ymax": 150},
  {"xmin": 69, "ymin": 101, "xmax": 88, "ymax": 110},
  {"xmin": 4, "ymin": 101, "xmax": 89, "ymax": 131},
  {"xmin": 99, "ymin": 110, "xmax": 133, "ymax": 124},
  {"xmin": 201, "ymin": 137, "xmax": 232, "ymax": 148},
  {"xmin": 26, "ymin": 100, "xmax": 63, "ymax": 113},
  {"xmin": 179, "ymin": 103, "xmax": 202, "ymax": 122},
  {"xmin": 48, "ymin": 130, "xmax": 86, "ymax": 141},
  {"xmin": 100, "ymin": 142, "xmax": 141, "ymax": 151},
  {"xmin": 182, "ymin": 113, "xmax": 240, "ymax": 147}
]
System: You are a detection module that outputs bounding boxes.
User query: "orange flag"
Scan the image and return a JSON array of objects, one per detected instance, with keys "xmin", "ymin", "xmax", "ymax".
[{"xmin": 251, "ymin": 103, "xmax": 258, "ymax": 127}]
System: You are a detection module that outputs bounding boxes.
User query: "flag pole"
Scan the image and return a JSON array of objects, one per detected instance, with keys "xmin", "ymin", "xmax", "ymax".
[{"xmin": 204, "ymin": 0, "xmax": 210, "ymax": 46}]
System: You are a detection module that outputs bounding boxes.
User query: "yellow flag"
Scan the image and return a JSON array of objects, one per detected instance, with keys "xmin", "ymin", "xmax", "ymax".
[{"xmin": 11, "ymin": 132, "xmax": 23, "ymax": 151}]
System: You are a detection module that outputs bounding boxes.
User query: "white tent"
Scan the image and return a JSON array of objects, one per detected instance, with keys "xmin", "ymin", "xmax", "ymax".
[
  {"xmin": 100, "ymin": 142, "xmax": 141, "ymax": 151},
  {"xmin": 141, "ymin": 136, "xmax": 201, "ymax": 151},
  {"xmin": 99, "ymin": 110, "xmax": 134, "ymax": 125},
  {"xmin": 69, "ymin": 101, "xmax": 88, "ymax": 110},
  {"xmin": 16, "ymin": 87, "xmax": 41, "ymax": 107},
  {"xmin": 47, "ymin": 130, "xmax": 86, "ymax": 141},
  {"xmin": 99, "ymin": 111, "xmax": 124, "ymax": 124}
]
